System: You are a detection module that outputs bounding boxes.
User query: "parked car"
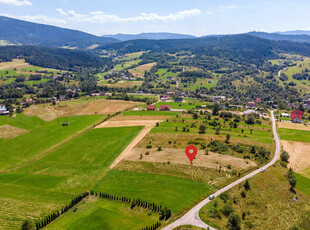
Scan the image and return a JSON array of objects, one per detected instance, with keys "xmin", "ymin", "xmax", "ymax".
[
  {"xmin": 260, "ymin": 168, "xmax": 265, "ymax": 172},
  {"xmin": 209, "ymin": 195, "xmax": 215, "ymax": 200}
]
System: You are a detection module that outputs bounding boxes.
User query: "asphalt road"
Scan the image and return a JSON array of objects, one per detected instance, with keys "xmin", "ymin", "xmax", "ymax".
[{"xmin": 162, "ymin": 111, "xmax": 281, "ymax": 230}]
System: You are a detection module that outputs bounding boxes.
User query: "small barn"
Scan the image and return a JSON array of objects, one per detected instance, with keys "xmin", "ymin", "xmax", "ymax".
[{"xmin": 147, "ymin": 105, "xmax": 156, "ymax": 111}]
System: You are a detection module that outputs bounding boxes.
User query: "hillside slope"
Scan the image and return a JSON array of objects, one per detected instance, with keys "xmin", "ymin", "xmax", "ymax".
[{"xmin": 0, "ymin": 16, "xmax": 118, "ymax": 48}]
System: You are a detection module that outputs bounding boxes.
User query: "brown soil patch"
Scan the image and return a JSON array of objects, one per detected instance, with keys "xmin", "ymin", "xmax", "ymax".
[
  {"xmin": 0, "ymin": 59, "xmax": 30, "ymax": 70},
  {"xmin": 125, "ymin": 147, "xmax": 257, "ymax": 170},
  {"xmin": 96, "ymin": 120, "xmax": 161, "ymax": 128},
  {"xmin": 0, "ymin": 125, "xmax": 28, "ymax": 139},
  {"xmin": 24, "ymin": 99, "xmax": 142, "ymax": 121},
  {"xmin": 128, "ymin": 62, "xmax": 156, "ymax": 78},
  {"xmin": 110, "ymin": 114, "xmax": 171, "ymax": 121},
  {"xmin": 277, "ymin": 122, "xmax": 310, "ymax": 131},
  {"xmin": 281, "ymin": 140, "xmax": 310, "ymax": 173}
]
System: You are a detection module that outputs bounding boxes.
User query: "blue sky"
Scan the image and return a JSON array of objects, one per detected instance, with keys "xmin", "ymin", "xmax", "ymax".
[{"xmin": 0, "ymin": 0, "xmax": 310, "ymax": 36}]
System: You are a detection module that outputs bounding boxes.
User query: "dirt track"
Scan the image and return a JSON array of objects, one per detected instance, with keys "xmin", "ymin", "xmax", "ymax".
[{"xmin": 281, "ymin": 140, "xmax": 310, "ymax": 173}]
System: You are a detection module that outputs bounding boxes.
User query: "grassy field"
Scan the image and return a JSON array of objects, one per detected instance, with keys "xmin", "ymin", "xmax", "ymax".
[
  {"xmin": 200, "ymin": 164, "xmax": 310, "ymax": 230},
  {"xmin": 154, "ymin": 101, "xmax": 206, "ymax": 110},
  {"xmin": 92, "ymin": 169, "xmax": 214, "ymax": 213},
  {"xmin": 45, "ymin": 197, "xmax": 159, "ymax": 230},
  {"xmin": 123, "ymin": 110, "xmax": 180, "ymax": 116},
  {"xmin": 295, "ymin": 173, "xmax": 310, "ymax": 196},
  {"xmin": 0, "ymin": 126, "xmax": 141, "ymax": 229},
  {"xmin": 0, "ymin": 114, "xmax": 104, "ymax": 171},
  {"xmin": 279, "ymin": 128, "xmax": 310, "ymax": 142}
]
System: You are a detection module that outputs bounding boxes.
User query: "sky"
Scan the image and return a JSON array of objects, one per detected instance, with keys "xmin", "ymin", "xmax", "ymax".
[{"xmin": 1, "ymin": 0, "xmax": 310, "ymax": 36}]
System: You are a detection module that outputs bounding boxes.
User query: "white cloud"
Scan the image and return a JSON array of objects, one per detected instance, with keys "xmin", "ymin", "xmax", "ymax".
[
  {"xmin": 1, "ymin": 13, "xmax": 66, "ymax": 24},
  {"xmin": 56, "ymin": 8, "xmax": 201, "ymax": 23},
  {"xmin": 206, "ymin": 11, "xmax": 214, "ymax": 15},
  {"xmin": 56, "ymin": 8, "xmax": 67, "ymax": 16},
  {"xmin": 0, "ymin": 0, "xmax": 32, "ymax": 6}
]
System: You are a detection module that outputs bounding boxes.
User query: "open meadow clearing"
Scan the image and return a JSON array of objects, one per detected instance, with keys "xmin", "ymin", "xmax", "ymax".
[
  {"xmin": 92, "ymin": 169, "xmax": 215, "ymax": 214},
  {"xmin": 279, "ymin": 128, "xmax": 310, "ymax": 142},
  {"xmin": 0, "ymin": 126, "xmax": 141, "ymax": 229},
  {"xmin": 0, "ymin": 114, "xmax": 104, "ymax": 172},
  {"xmin": 277, "ymin": 122, "xmax": 310, "ymax": 131},
  {"xmin": 45, "ymin": 196, "xmax": 159, "ymax": 230},
  {"xmin": 24, "ymin": 98, "xmax": 142, "ymax": 121}
]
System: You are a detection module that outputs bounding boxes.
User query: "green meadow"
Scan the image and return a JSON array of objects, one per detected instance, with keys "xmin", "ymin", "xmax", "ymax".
[
  {"xmin": 0, "ymin": 114, "xmax": 104, "ymax": 171},
  {"xmin": 45, "ymin": 198, "xmax": 159, "ymax": 230},
  {"xmin": 0, "ymin": 126, "xmax": 141, "ymax": 229},
  {"xmin": 154, "ymin": 101, "xmax": 206, "ymax": 110},
  {"xmin": 278, "ymin": 128, "xmax": 310, "ymax": 142},
  {"xmin": 295, "ymin": 173, "xmax": 310, "ymax": 196},
  {"xmin": 92, "ymin": 169, "xmax": 214, "ymax": 213}
]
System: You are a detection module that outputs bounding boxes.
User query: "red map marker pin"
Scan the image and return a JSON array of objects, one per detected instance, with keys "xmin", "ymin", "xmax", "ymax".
[{"xmin": 185, "ymin": 145, "xmax": 197, "ymax": 164}]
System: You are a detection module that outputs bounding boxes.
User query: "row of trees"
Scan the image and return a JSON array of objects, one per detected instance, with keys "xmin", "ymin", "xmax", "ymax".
[
  {"xmin": 142, "ymin": 221, "xmax": 161, "ymax": 230},
  {"xmin": 90, "ymin": 190, "xmax": 172, "ymax": 221},
  {"xmin": 35, "ymin": 192, "xmax": 89, "ymax": 229}
]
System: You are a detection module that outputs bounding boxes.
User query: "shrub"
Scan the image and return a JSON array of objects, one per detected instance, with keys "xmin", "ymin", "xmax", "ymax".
[
  {"xmin": 280, "ymin": 150, "xmax": 290, "ymax": 163},
  {"xmin": 222, "ymin": 203, "xmax": 234, "ymax": 217},
  {"xmin": 241, "ymin": 191, "xmax": 246, "ymax": 198},
  {"xmin": 227, "ymin": 213, "xmax": 241, "ymax": 230},
  {"xmin": 146, "ymin": 144, "xmax": 152, "ymax": 149}
]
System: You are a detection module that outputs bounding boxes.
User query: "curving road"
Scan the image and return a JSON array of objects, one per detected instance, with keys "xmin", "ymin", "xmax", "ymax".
[{"xmin": 162, "ymin": 111, "xmax": 281, "ymax": 230}]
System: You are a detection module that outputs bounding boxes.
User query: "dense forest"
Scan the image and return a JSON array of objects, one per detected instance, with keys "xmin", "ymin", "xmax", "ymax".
[{"xmin": 0, "ymin": 46, "xmax": 108, "ymax": 71}]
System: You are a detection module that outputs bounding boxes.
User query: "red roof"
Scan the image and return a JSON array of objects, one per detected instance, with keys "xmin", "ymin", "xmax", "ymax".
[
  {"xmin": 147, "ymin": 105, "xmax": 156, "ymax": 110},
  {"xmin": 291, "ymin": 110, "xmax": 304, "ymax": 120},
  {"xmin": 159, "ymin": 105, "xmax": 171, "ymax": 110}
]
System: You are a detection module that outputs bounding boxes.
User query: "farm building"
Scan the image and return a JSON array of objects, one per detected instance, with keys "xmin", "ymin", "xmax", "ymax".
[
  {"xmin": 174, "ymin": 98, "xmax": 183, "ymax": 103},
  {"xmin": 291, "ymin": 110, "xmax": 304, "ymax": 123},
  {"xmin": 159, "ymin": 105, "xmax": 171, "ymax": 111},
  {"xmin": 244, "ymin": 109, "xmax": 260, "ymax": 115},
  {"xmin": 0, "ymin": 104, "xmax": 9, "ymax": 116},
  {"xmin": 281, "ymin": 113, "xmax": 290, "ymax": 117},
  {"xmin": 161, "ymin": 96, "xmax": 170, "ymax": 101},
  {"xmin": 25, "ymin": 98, "xmax": 33, "ymax": 104},
  {"xmin": 147, "ymin": 105, "xmax": 156, "ymax": 111},
  {"xmin": 247, "ymin": 101, "xmax": 256, "ymax": 108}
]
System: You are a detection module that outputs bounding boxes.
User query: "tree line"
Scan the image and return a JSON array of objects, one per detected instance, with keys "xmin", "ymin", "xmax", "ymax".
[{"xmin": 90, "ymin": 190, "xmax": 172, "ymax": 221}]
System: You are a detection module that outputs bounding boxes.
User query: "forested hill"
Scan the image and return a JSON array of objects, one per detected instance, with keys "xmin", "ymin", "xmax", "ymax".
[
  {"xmin": 0, "ymin": 16, "xmax": 118, "ymax": 48},
  {"xmin": 0, "ymin": 46, "xmax": 107, "ymax": 71},
  {"xmin": 101, "ymin": 32, "xmax": 196, "ymax": 41},
  {"xmin": 98, "ymin": 34, "xmax": 310, "ymax": 64},
  {"xmin": 248, "ymin": 31, "xmax": 310, "ymax": 44}
]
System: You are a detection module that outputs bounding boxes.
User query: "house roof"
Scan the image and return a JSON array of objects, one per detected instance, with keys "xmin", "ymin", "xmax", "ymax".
[
  {"xmin": 159, "ymin": 105, "xmax": 171, "ymax": 110},
  {"xmin": 147, "ymin": 105, "xmax": 156, "ymax": 109},
  {"xmin": 291, "ymin": 110, "xmax": 304, "ymax": 120}
]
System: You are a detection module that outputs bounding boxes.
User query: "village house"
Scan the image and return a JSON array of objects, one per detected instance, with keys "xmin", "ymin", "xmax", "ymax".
[
  {"xmin": 247, "ymin": 101, "xmax": 256, "ymax": 108},
  {"xmin": 212, "ymin": 96, "xmax": 226, "ymax": 101},
  {"xmin": 281, "ymin": 113, "xmax": 290, "ymax": 117},
  {"xmin": 291, "ymin": 110, "xmax": 304, "ymax": 123},
  {"xmin": 147, "ymin": 105, "xmax": 156, "ymax": 111},
  {"xmin": 256, "ymin": 98, "xmax": 262, "ymax": 103},
  {"xmin": 161, "ymin": 96, "xmax": 170, "ymax": 101},
  {"xmin": 159, "ymin": 105, "xmax": 171, "ymax": 111},
  {"xmin": 59, "ymin": 95, "xmax": 66, "ymax": 101},
  {"xmin": 0, "ymin": 104, "xmax": 9, "ymax": 115},
  {"xmin": 25, "ymin": 98, "xmax": 33, "ymax": 104},
  {"xmin": 174, "ymin": 98, "xmax": 183, "ymax": 103}
]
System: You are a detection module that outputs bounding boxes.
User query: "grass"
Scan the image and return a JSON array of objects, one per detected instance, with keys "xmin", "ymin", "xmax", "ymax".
[
  {"xmin": 0, "ymin": 114, "xmax": 104, "ymax": 171},
  {"xmin": 123, "ymin": 110, "xmax": 180, "ymax": 116},
  {"xmin": 154, "ymin": 101, "xmax": 206, "ymax": 110},
  {"xmin": 45, "ymin": 197, "xmax": 159, "ymax": 230},
  {"xmin": 199, "ymin": 164, "xmax": 310, "ymax": 230},
  {"xmin": 278, "ymin": 128, "xmax": 310, "ymax": 142},
  {"xmin": 0, "ymin": 126, "xmax": 142, "ymax": 229},
  {"xmin": 92, "ymin": 169, "xmax": 214, "ymax": 213},
  {"xmin": 295, "ymin": 173, "xmax": 310, "ymax": 196}
]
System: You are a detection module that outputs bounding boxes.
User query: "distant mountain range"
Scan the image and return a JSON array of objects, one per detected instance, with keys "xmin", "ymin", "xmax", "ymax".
[
  {"xmin": 2, "ymin": 15, "xmax": 310, "ymax": 50},
  {"xmin": 247, "ymin": 31, "xmax": 310, "ymax": 44},
  {"xmin": 0, "ymin": 15, "xmax": 118, "ymax": 48},
  {"xmin": 101, "ymin": 33, "xmax": 197, "ymax": 41}
]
